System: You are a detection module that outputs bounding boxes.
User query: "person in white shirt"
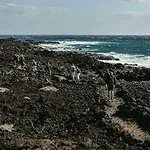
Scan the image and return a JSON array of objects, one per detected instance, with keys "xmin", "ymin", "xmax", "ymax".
[
  {"xmin": 76, "ymin": 66, "xmax": 81, "ymax": 83},
  {"xmin": 71, "ymin": 64, "xmax": 76, "ymax": 81},
  {"xmin": 32, "ymin": 59, "xmax": 38, "ymax": 73}
]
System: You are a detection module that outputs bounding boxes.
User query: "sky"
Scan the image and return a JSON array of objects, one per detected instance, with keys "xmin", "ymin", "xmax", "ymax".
[{"xmin": 0, "ymin": 0, "xmax": 150, "ymax": 35}]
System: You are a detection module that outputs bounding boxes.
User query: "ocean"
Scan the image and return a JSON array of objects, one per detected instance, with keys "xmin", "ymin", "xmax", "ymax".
[{"xmin": 1, "ymin": 35, "xmax": 150, "ymax": 68}]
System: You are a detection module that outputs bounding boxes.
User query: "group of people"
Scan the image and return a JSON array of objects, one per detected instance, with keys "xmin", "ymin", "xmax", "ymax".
[
  {"xmin": 14, "ymin": 54, "xmax": 25, "ymax": 69},
  {"xmin": 14, "ymin": 54, "xmax": 39, "ymax": 74},
  {"xmin": 71, "ymin": 63, "xmax": 116, "ymax": 100},
  {"xmin": 14, "ymin": 54, "xmax": 116, "ymax": 100},
  {"xmin": 71, "ymin": 64, "xmax": 81, "ymax": 83}
]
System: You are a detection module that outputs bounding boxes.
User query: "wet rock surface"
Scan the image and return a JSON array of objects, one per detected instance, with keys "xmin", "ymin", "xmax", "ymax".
[{"xmin": 0, "ymin": 38, "xmax": 149, "ymax": 149}]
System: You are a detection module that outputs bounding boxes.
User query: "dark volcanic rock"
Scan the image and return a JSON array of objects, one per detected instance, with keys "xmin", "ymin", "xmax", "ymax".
[
  {"xmin": 115, "ymin": 82, "xmax": 150, "ymax": 132},
  {"xmin": 0, "ymin": 38, "xmax": 149, "ymax": 149}
]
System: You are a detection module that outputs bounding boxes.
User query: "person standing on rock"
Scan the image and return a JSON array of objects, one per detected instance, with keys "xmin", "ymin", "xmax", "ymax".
[
  {"xmin": 71, "ymin": 64, "xmax": 76, "ymax": 81},
  {"xmin": 76, "ymin": 66, "xmax": 81, "ymax": 83},
  {"xmin": 32, "ymin": 59, "xmax": 38, "ymax": 73},
  {"xmin": 47, "ymin": 61, "xmax": 52, "ymax": 77},
  {"xmin": 104, "ymin": 69, "xmax": 116, "ymax": 100},
  {"xmin": 14, "ymin": 54, "xmax": 20, "ymax": 67},
  {"xmin": 104, "ymin": 69, "xmax": 110, "ymax": 88},
  {"xmin": 14, "ymin": 54, "xmax": 25, "ymax": 69},
  {"xmin": 19, "ymin": 54, "xmax": 26, "ymax": 69}
]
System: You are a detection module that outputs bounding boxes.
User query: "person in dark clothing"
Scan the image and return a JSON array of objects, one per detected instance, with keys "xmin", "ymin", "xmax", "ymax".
[
  {"xmin": 19, "ymin": 54, "xmax": 25, "ymax": 68},
  {"xmin": 47, "ymin": 61, "xmax": 52, "ymax": 76},
  {"xmin": 104, "ymin": 69, "xmax": 110, "ymax": 88},
  {"xmin": 104, "ymin": 69, "xmax": 116, "ymax": 100}
]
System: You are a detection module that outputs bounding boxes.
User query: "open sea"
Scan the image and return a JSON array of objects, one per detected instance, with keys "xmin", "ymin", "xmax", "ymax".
[{"xmin": 1, "ymin": 35, "xmax": 150, "ymax": 68}]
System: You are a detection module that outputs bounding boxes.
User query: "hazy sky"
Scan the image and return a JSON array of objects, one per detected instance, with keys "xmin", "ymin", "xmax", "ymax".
[{"xmin": 0, "ymin": 0, "xmax": 150, "ymax": 35}]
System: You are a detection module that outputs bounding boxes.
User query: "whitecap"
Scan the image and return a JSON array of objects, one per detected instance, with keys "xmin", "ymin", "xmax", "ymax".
[{"xmin": 99, "ymin": 52, "xmax": 150, "ymax": 68}]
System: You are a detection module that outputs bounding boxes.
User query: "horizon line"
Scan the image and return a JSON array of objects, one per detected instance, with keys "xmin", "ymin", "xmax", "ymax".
[{"xmin": 1, "ymin": 34, "xmax": 150, "ymax": 36}]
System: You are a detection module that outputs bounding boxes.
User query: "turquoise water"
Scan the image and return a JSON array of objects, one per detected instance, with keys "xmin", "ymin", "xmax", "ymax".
[{"xmin": 1, "ymin": 35, "xmax": 150, "ymax": 67}]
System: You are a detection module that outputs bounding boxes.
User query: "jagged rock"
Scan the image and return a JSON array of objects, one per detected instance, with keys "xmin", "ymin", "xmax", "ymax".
[
  {"xmin": 0, "ymin": 38, "xmax": 149, "ymax": 149},
  {"xmin": 12, "ymin": 139, "xmax": 76, "ymax": 149},
  {"xmin": 38, "ymin": 41, "xmax": 60, "ymax": 44},
  {"xmin": 83, "ymin": 138, "xmax": 93, "ymax": 148}
]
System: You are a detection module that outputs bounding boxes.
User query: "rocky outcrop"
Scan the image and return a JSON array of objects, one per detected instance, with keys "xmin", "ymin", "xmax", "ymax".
[
  {"xmin": 116, "ymin": 67, "xmax": 150, "ymax": 81},
  {"xmin": 115, "ymin": 82, "xmax": 150, "ymax": 132},
  {"xmin": 0, "ymin": 38, "xmax": 149, "ymax": 149}
]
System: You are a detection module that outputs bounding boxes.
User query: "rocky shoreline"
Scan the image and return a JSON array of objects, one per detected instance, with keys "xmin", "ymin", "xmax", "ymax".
[{"xmin": 0, "ymin": 38, "xmax": 150, "ymax": 149}]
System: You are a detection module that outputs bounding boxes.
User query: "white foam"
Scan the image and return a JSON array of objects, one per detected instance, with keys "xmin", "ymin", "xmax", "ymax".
[
  {"xmin": 99, "ymin": 52, "xmax": 150, "ymax": 68},
  {"xmin": 57, "ymin": 41, "xmax": 112, "ymax": 45},
  {"xmin": 39, "ymin": 42, "xmax": 75, "ymax": 51},
  {"xmin": 38, "ymin": 41, "xmax": 150, "ymax": 68},
  {"xmin": 38, "ymin": 41, "xmax": 114, "ymax": 51}
]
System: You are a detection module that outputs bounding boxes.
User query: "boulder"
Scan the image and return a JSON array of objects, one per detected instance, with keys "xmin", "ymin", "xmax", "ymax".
[
  {"xmin": 54, "ymin": 75, "xmax": 67, "ymax": 82},
  {"xmin": 0, "ymin": 87, "xmax": 9, "ymax": 93},
  {"xmin": 23, "ymin": 97, "xmax": 31, "ymax": 100},
  {"xmin": 0, "ymin": 124, "xmax": 15, "ymax": 132},
  {"xmin": 39, "ymin": 86, "xmax": 58, "ymax": 92}
]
